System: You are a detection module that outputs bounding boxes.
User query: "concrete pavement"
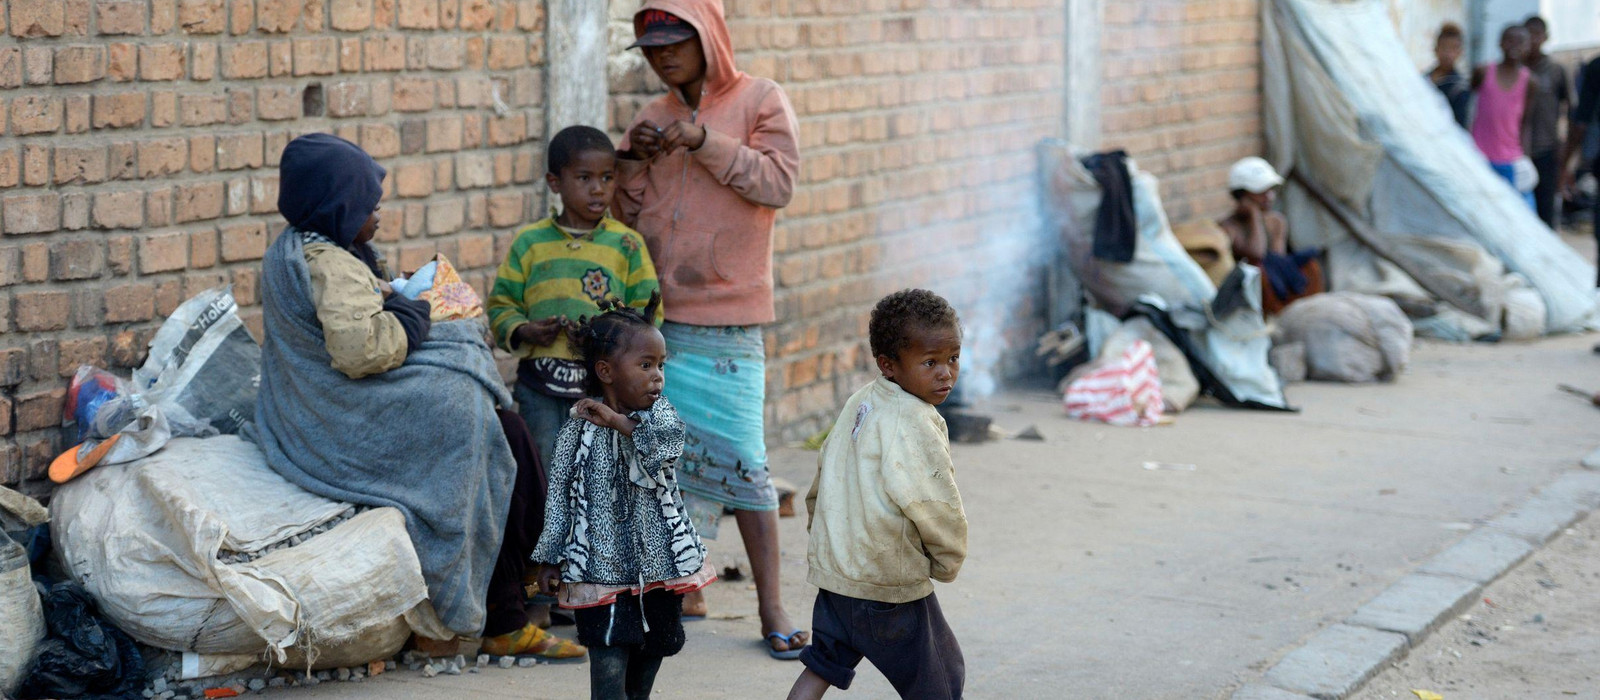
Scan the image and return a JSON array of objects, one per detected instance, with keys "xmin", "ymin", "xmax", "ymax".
[{"xmin": 271, "ymin": 334, "xmax": 1600, "ymax": 699}]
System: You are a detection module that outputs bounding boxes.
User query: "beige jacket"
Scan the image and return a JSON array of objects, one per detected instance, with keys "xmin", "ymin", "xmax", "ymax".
[
  {"xmin": 805, "ymin": 377, "xmax": 967, "ymax": 604},
  {"xmin": 304, "ymin": 242, "xmax": 407, "ymax": 379}
]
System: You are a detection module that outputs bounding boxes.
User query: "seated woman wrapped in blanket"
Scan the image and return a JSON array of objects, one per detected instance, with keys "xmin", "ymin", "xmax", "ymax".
[{"xmin": 245, "ymin": 134, "xmax": 584, "ymax": 661}]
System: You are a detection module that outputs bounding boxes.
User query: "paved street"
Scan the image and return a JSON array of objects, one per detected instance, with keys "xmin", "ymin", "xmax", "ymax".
[{"xmin": 276, "ymin": 335, "xmax": 1600, "ymax": 699}]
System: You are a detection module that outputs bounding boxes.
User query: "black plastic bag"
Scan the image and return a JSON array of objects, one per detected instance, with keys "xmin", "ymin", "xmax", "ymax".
[{"xmin": 17, "ymin": 582, "xmax": 144, "ymax": 700}]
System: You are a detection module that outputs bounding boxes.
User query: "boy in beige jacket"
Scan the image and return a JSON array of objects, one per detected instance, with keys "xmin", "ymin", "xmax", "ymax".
[{"xmin": 787, "ymin": 289, "xmax": 969, "ymax": 700}]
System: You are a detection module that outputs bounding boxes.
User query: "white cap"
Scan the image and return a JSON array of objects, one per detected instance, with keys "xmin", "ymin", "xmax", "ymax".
[{"xmin": 1228, "ymin": 157, "xmax": 1284, "ymax": 193}]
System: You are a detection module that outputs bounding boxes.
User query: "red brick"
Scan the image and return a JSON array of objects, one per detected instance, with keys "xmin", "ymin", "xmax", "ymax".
[
  {"xmin": 426, "ymin": 36, "xmax": 461, "ymax": 70},
  {"xmin": 10, "ymin": 96, "xmax": 62, "ymax": 136},
  {"xmin": 15, "ymin": 291, "xmax": 69, "ymax": 331},
  {"xmin": 104, "ymin": 281, "xmax": 155, "ymax": 322},
  {"xmin": 179, "ymin": 93, "xmax": 226, "ymax": 126},
  {"xmin": 15, "ymin": 389, "xmax": 65, "ymax": 432},
  {"xmin": 20, "ymin": 242, "xmax": 47, "ymax": 281},
  {"xmin": 219, "ymin": 221, "xmax": 267, "ymax": 261},
  {"xmin": 0, "ymin": 48, "xmax": 20, "ymax": 88},
  {"xmin": 58, "ymin": 337, "xmax": 108, "ymax": 376},
  {"xmin": 269, "ymin": 40, "xmax": 293, "ymax": 76},
  {"xmin": 51, "ymin": 239, "xmax": 103, "ymax": 280},
  {"xmin": 392, "ymin": 76, "xmax": 434, "ymax": 112},
  {"xmin": 293, "ymin": 37, "xmax": 337, "ymax": 76},
  {"xmin": 139, "ymin": 231, "xmax": 188, "ymax": 272},
  {"xmin": 11, "ymin": 0, "xmax": 65, "ymax": 37},
  {"xmin": 150, "ymin": 0, "xmax": 175, "ymax": 33},
  {"xmin": 216, "ymin": 133, "xmax": 264, "ymax": 171},
  {"xmin": 339, "ymin": 36, "xmax": 361, "ymax": 72},
  {"xmin": 138, "ymin": 137, "xmax": 187, "ymax": 178},
  {"xmin": 360, "ymin": 123, "xmax": 400, "ymax": 158},
  {"xmin": 178, "ymin": 0, "xmax": 224, "ymax": 33},
  {"xmin": 92, "ymin": 92, "xmax": 145, "ymax": 129},
  {"xmin": 93, "ymin": 190, "xmax": 144, "ymax": 229},
  {"xmin": 0, "ymin": 151, "xmax": 17, "ymax": 189},
  {"xmin": 145, "ymin": 188, "xmax": 172, "ymax": 226},
  {"xmin": 222, "ymin": 42, "xmax": 268, "ymax": 79},
  {"xmin": 426, "ymin": 115, "xmax": 462, "ymax": 152},
  {"xmin": 96, "ymin": 0, "xmax": 146, "ymax": 34},
  {"xmin": 23, "ymin": 46, "xmax": 52, "ymax": 85},
  {"xmin": 230, "ymin": 0, "xmax": 254, "ymax": 34},
  {"xmin": 256, "ymin": 85, "xmax": 301, "ymax": 120},
  {"xmin": 326, "ymin": 81, "xmax": 369, "ymax": 117},
  {"xmin": 394, "ymin": 162, "xmax": 432, "ymax": 198},
  {"xmin": 227, "ymin": 86, "xmax": 252, "ymax": 124},
  {"xmin": 188, "ymin": 134, "xmax": 215, "ymax": 172},
  {"xmin": 426, "ymin": 198, "xmax": 463, "ymax": 235},
  {"xmin": 364, "ymin": 34, "xmax": 404, "ymax": 71},
  {"xmin": 172, "ymin": 181, "xmax": 224, "ymax": 223},
  {"xmin": 3, "ymin": 194, "xmax": 59, "ymax": 234},
  {"xmin": 150, "ymin": 90, "xmax": 177, "ymax": 127},
  {"xmin": 139, "ymin": 43, "xmax": 186, "ymax": 80},
  {"xmin": 487, "ymin": 36, "xmax": 526, "ymax": 70},
  {"xmin": 54, "ymin": 146, "xmax": 108, "ymax": 185},
  {"xmin": 487, "ymin": 192, "xmax": 522, "ymax": 227},
  {"xmin": 191, "ymin": 42, "xmax": 217, "ymax": 80},
  {"xmin": 107, "ymin": 42, "xmax": 137, "ymax": 81},
  {"xmin": 397, "ymin": 0, "xmax": 435, "ymax": 28},
  {"xmin": 257, "ymin": 0, "xmax": 302, "ymax": 32},
  {"xmin": 249, "ymin": 176, "xmax": 278, "ymax": 214},
  {"xmin": 459, "ymin": 0, "xmax": 491, "ymax": 30},
  {"xmin": 154, "ymin": 278, "xmax": 182, "ymax": 316},
  {"xmin": 54, "ymin": 45, "xmax": 105, "ymax": 84},
  {"xmin": 189, "ymin": 229, "xmax": 217, "ymax": 268},
  {"xmin": 331, "ymin": 0, "xmax": 371, "ymax": 30}
]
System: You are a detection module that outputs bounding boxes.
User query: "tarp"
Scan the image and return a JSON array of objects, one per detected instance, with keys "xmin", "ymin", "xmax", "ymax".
[{"xmin": 1262, "ymin": 0, "xmax": 1599, "ymax": 334}]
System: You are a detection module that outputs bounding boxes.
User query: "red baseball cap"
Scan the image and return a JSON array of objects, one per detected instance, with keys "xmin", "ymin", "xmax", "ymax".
[{"xmin": 630, "ymin": 9, "xmax": 697, "ymax": 49}]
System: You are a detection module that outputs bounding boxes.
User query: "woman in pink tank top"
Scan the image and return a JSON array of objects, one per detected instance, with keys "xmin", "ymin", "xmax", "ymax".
[{"xmin": 1471, "ymin": 26, "xmax": 1536, "ymax": 208}]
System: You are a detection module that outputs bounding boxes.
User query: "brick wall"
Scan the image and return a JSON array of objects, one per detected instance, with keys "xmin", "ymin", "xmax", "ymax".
[
  {"xmin": 0, "ymin": 0, "xmax": 550, "ymax": 493},
  {"xmin": 608, "ymin": 0, "xmax": 1069, "ymax": 441},
  {"xmin": 1098, "ymin": 0, "xmax": 1263, "ymax": 222}
]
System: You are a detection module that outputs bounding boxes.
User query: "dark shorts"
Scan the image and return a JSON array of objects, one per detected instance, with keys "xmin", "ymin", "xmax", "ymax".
[
  {"xmin": 572, "ymin": 589, "xmax": 686, "ymax": 657},
  {"xmin": 799, "ymin": 590, "xmax": 964, "ymax": 699}
]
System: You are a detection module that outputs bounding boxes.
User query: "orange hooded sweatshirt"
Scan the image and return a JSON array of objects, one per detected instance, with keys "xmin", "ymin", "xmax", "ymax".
[{"xmin": 615, "ymin": 0, "xmax": 801, "ymax": 327}]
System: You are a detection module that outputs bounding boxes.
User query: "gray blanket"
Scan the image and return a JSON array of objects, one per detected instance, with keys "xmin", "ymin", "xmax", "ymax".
[{"xmin": 246, "ymin": 228, "xmax": 515, "ymax": 636}]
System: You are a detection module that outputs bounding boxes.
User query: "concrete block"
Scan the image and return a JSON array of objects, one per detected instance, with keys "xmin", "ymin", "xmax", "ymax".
[
  {"xmin": 1344, "ymin": 573, "xmax": 1480, "ymax": 643},
  {"xmin": 1263, "ymin": 624, "xmax": 1407, "ymax": 700},
  {"xmin": 1417, "ymin": 529, "xmax": 1535, "ymax": 584},
  {"xmin": 1232, "ymin": 684, "xmax": 1315, "ymax": 700},
  {"xmin": 1490, "ymin": 471, "xmax": 1600, "ymax": 543}
]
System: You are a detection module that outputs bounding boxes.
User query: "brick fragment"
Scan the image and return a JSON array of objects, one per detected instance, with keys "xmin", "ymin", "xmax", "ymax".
[
  {"xmin": 107, "ymin": 42, "xmax": 137, "ymax": 81},
  {"xmin": 54, "ymin": 146, "xmax": 109, "ymax": 185},
  {"xmin": 10, "ymin": 0, "xmax": 65, "ymax": 38}
]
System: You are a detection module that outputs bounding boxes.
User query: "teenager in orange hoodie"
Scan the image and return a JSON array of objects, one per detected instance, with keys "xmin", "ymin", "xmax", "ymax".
[{"xmin": 615, "ymin": 0, "xmax": 806, "ymax": 661}]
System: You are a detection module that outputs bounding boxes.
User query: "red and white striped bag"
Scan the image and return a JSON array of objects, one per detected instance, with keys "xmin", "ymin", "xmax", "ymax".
[{"xmin": 1063, "ymin": 340, "xmax": 1165, "ymax": 427}]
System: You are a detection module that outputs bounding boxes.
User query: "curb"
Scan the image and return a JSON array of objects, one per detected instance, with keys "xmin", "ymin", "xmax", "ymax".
[{"xmin": 1233, "ymin": 469, "xmax": 1600, "ymax": 700}]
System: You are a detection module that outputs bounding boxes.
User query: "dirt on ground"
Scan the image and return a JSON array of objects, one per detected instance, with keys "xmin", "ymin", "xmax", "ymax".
[{"xmin": 1359, "ymin": 513, "xmax": 1600, "ymax": 699}]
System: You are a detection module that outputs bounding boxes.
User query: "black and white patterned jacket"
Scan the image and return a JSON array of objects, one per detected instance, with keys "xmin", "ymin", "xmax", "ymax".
[{"xmin": 532, "ymin": 398, "xmax": 707, "ymax": 586}]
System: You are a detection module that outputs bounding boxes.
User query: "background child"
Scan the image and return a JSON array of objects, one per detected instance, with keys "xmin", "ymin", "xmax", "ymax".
[
  {"xmin": 615, "ymin": 0, "xmax": 806, "ymax": 658},
  {"xmin": 488, "ymin": 125, "xmax": 662, "ymax": 461},
  {"xmin": 532, "ymin": 294, "xmax": 716, "ymax": 700},
  {"xmin": 788, "ymin": 289, "xmax": 968, "ymax": 700}
]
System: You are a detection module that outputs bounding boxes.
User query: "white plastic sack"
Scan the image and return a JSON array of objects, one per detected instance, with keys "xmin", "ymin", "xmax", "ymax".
[
  {"xmin": 1097, "ymin": 317, "xmax": 1200, "ymax": 412},
  {"xmin": 1064, "ymin": 340, "xmax": 1165, "ymax": 427},
  {"xmin": 1274, "ymin": 292, "xmax": 1413, "ymax": 382},
  {"xmin": 50, "ymin": 436, "xmax": 449, "ymax": 670},
  {"xmin": 128, "ymin": 286, "xmax": 260, "ymax": 435},
  {"xmin": 0, "ymin": 534, "xmax": 44, "ymax": 695}
]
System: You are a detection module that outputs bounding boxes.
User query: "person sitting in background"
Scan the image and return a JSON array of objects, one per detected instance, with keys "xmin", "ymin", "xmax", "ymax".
[
  {"xmin": 1217, "ymin": 157, "xmax": 1324, "ymax": 316},
  {"xmin": 1426, "ymin": 22, "xmax": 1472, "ymax": 129},
  {"xmin": 1471, "ymin": 25, "xmax": 1538, "ymax": 210}
]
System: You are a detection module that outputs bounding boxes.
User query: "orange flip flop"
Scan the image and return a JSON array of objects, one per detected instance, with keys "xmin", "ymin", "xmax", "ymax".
[{"xmin": 48, "ymin": 434, "xmax": 123, "ymax": 484}]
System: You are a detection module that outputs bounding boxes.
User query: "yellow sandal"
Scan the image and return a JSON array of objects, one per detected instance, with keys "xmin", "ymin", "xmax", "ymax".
[{"xmin": 481, "ymin": 622, "xmax": 587, "ymax": 662}]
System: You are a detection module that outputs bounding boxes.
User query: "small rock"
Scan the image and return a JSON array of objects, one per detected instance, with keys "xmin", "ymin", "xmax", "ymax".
[
  {"xmin": 453, "ymin": 654, "xmax": 467, "ymax": 669},
  {"xmin": 248, "ymin": 679, "xmax": 266, "ymax": 692},
  {"xmin": 476, "ymin": 654, "xmax": 490, "ymax": 668},
  {"xmin": 498, "ymin": 656, "xmax": 515, "ymax": 669},
  {"xmin": 351, "ymin": 669, "xmax": 364, "ymax": 680},
  {"xmin": 1532, "ymin": 613, "xmax": 1546, "ymax": 624},
  {"xmin": 468, "ymin": 667, "xmax": 480, "ymax": 674},
  {"xmin": 154, "ymin": 678, "xmax": 169, "ymax": 694},
  {"xmin": 407, "ymin": 662, "xmax": 422, "ymax": 671},
  {"xmin": 402, "ymin": 650, "xmax": 424, "ymax": 665},
  {"xmin": 337, "ymin": 667, "xmax": 351, "ymax": 682},
  {"xmin": 144, "ymin": 691, "xmax": 156, "ymax": 699},
  {"xmin": 385, "ymin": 660, "xmax": 396, "ymax": 672},
  {"xmin": 303, "ymin": 676, "xmax": 320, "ymax": 686},
  {"xmin": 517, "ymin": 657, "xmax": 536, "ymax": 668},
  {"xmin": 445, "ymin": 662, "xmax": 462, "ymax": 676},
  {"xmin": 368, "ymin": 660, "xmax": 386, "ymax": 677},
  {"xmin": 1014, "ymin": 425, "xmax": 1045, "ymax": 441},
  {"xmin": 268, "ymin": 678, "xmax": 287, "ymax": 688},
  {"xmin": 422, "ymin": 664, "xmax": 438, "ymax": 678},
  {"xmin": 159, "ymin": 692, "xmax": 175, "ymax": 700}
]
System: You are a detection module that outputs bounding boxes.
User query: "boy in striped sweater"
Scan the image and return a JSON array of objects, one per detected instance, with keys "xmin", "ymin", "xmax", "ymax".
[{"xmin": 489, "ymin": 125, "xmax": 663, "ymax": 461}]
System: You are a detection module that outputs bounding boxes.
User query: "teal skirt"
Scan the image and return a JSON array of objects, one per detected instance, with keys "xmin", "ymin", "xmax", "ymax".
[{"xmin": 661, "ymin": 323, "xmax": 776, "ymax": 538}]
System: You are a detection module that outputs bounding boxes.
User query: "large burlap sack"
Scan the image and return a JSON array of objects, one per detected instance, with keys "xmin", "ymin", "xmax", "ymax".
[
  {"xmin": 0, "ymin": 532, "xmax": 44, "ymax": 695},
  {"xmin": 1274, "ymin": 292, "xmax": 1413, "ymax": 383},
  {"xmin": 49, "ymin": 436, "xmax": 450, "ymax": 672}
]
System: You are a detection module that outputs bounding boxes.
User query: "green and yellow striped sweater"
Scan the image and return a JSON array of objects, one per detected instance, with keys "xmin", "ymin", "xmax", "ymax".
[{"xmin": 487, "ymin": 216, "xmax": 662, "ymax": 361}]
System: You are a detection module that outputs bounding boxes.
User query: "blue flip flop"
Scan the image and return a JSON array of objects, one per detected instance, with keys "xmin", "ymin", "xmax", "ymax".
[{"xmin": 764, "ymin": 630, "xmax": 808, "ymax": 660}]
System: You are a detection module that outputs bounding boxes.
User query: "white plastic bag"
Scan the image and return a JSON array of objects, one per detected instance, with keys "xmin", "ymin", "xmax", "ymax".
[
  {"xmin": 1064, "ymin": 340, "xmax": 1165, "ymax": 427},
  {"xmin": 0, "ymin": 533, "xmax": 44, "ymax": 695},
  {"xmin": 128, "ymin": 286, "xmax": 260, "ymax": 435},
  {"xmin": 49, "ymin": 436, "xmax": 448, "ymax": 671}
]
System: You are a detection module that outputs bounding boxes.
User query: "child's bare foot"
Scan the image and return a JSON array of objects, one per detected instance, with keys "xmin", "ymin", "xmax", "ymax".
[{"xmin": 683, "ymin": 589, "xmax": 708, "ymax": 618}]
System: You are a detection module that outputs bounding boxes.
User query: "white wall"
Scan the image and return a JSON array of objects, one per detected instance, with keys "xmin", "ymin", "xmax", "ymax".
[{"xmin": 1542, "ymin": 0, "xmax": 1600, "ymax": 52}]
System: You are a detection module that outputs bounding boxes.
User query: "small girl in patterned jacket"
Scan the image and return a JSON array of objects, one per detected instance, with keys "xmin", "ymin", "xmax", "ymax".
[{"xmin": 532, "ymin": 292, "xmax": 716, "ymax": 700}]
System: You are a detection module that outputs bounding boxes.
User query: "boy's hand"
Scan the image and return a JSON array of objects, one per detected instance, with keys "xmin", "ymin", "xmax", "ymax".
[
  {"xmin": 661, "ymin": 121, "xmax": 707, "ymax": 152},
  {"xmin": 628, "ymin": 120, "xmax": 665, "ymax": 159},
  {"xmin": 535, "ymin": 564, "xmax": 563, "ymax": 596},
  {"xmin": 514, "ymin": 317, "xmax": 565, "ymax": 348},
  {"xmin": 375, "ymin": 279, "xmax": 395, "ymax": 299}
]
